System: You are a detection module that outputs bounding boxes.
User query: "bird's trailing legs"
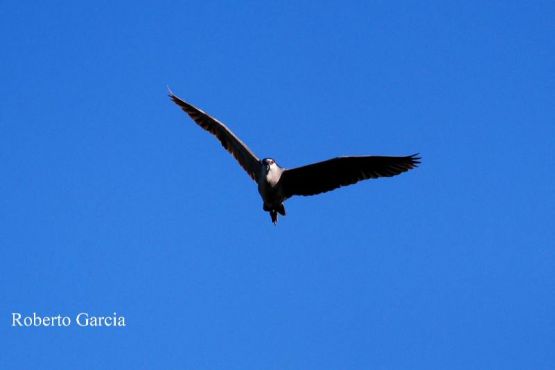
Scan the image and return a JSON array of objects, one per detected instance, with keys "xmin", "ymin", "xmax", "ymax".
[
  {"xmin": 270, "ymin": 210, "xmax": 278, "ymax": 224},
  {"xmin": 268, "ymin": 204, "xmax": 286, "ymax": 225}
]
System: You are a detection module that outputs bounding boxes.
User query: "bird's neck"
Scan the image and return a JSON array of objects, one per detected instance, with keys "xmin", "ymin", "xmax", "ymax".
[{"xmin": 265, "ymin": 166, "xmax": 282, "ymax": 186}]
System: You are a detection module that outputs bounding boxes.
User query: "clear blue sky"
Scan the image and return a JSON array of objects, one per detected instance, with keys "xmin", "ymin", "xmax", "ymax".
[{"xmin": 1, "ymin": 1, "xmax": 553, "ymax": 369}]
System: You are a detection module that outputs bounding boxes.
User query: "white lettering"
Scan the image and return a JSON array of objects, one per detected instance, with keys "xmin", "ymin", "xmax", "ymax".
[
  {"xmin": 11, "ymin": 313, "xmax": 72, "ymax": 327},
  {"xmin": 11, "ymin": 312, "xmax": 124, "ymax": 327},
  {"xmin": 11, "ymin": 313, "xmax": 22, "ymax": 326},
  {"xmin": 75, "ymin": 312, "xmax": 126, "ymax": 327},
  {"xmin": 76, "ymin": 312, "xmax": 88, "ymax": 326}
]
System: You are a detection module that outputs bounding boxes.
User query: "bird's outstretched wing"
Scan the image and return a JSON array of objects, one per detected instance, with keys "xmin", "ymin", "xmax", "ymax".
[
  {"xmin": 169, "ymin": 91, "xmax": 261, "ymax": 181},
  {"xmin": 279, "ymin": 154, "xmax": 420, "ymax": 197}
]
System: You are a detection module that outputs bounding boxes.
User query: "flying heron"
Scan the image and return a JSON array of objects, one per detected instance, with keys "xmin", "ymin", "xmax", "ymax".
[{"xmin": 169, "ymin": 90, "xmax": 420, "ymax": 224}]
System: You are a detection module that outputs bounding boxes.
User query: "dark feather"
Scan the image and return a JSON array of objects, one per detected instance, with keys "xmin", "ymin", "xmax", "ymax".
[
  {"xmin": 280, "ymin": 154, "xmax": 420, "ymax": 197},
  {"xmin": 169, "ymin": 92, "xmax": 261, "ymax": 181}
]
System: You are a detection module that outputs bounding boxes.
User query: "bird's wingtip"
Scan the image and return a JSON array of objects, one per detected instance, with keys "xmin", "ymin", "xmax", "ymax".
[
  {"xmin": 166, "ymin": 85, "xmax": 175, "ymax": 97},
  {"xmin": 410, "ymin": 153, "xmax": 422, "ymax": 166}
]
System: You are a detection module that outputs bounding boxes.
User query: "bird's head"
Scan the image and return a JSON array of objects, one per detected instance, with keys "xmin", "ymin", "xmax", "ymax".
[{"xmin": 262, "ymin": 158, "xmax": 277, "ymax": 173}]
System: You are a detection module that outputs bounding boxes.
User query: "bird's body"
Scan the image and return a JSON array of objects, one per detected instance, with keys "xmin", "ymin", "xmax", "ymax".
[
  {"xmin": 169, "ymin": 90, "xmax": 420, "ymax": 224},
  {"xmin": 257, "ymin": 159, "xmax": 287, "ymax": 223},
  {"xmin": 258, "ymin": 160, "xmax": 283, "ymax": 207}
]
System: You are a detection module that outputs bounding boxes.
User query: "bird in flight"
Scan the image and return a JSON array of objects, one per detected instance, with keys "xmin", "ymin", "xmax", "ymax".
[{"xmin": 169, "ymin": 90, "xmax": 420, "ymax": 224}]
